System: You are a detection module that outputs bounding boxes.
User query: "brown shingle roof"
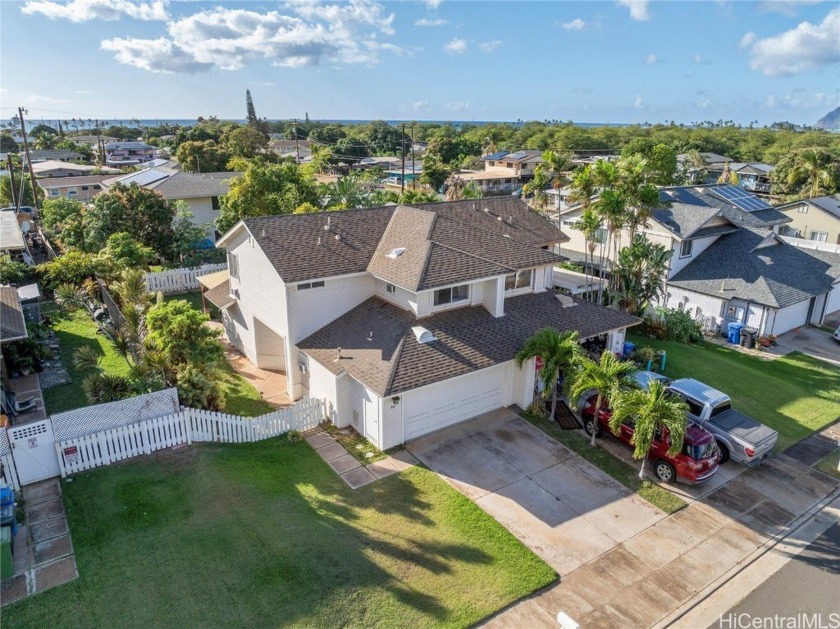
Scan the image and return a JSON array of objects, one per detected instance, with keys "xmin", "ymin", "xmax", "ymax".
[
  {"xmin": 239, "ymin": 197, "xmax": 567, "ymax": 287},
  {"xmin": 298, "ymin": 293, "xmax": 640, "ymax": 396},
  {"xmin": 0, "ymin": 286, "xmax": 27, "ymax": 343}
]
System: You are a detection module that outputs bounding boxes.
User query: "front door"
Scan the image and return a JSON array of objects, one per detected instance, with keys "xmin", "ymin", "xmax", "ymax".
[{"xmin": 8, "ymin": 420, "xmax": 61, "ymax": 485}]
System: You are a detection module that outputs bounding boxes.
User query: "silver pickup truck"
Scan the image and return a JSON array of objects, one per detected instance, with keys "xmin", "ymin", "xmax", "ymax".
[{"xmin": 666, "ymin": 378, "xmax": 778, "ymax": 466}]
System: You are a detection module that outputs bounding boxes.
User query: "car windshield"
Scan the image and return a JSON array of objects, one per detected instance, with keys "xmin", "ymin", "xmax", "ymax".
[
  {"xmin": 709, "ymin": 401, "xmax": 731, "ymax": 418},
  {"xmin": 682, "ymin": 440, "xmax": 717, "ymax": 460}
]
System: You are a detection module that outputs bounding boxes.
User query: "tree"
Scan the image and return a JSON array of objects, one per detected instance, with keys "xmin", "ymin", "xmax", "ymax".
[
  {"xmin": 246, "ymin": 90, "xmax": 258, "ymax": 127},
  {"xmin": 0, "ymin": 133, "xmax": 18, "ymax": 153},
  {"xmin": 420, "ymin": 154, "xmax": 454, "ymax": 190},
  {"xmin": 30, "ymin": 124, "xmax": 58, "ymax": 136},
  {"xmin": 786, "ymin": 148, "xmax": 837, "ymax": 198},
  {"xmin": 617, "ymin": 154, "xmax": 660, "ymax": 238},
  {"xmin": 216, "ymin": 159, "xmax": 318, "ymax": 233},
  {"xmin": 33, "ymin": 132, "xmax": 59, "ymax": 150},
  {"xmin": 621, "ymin": 139, "xmax": 677, "ymax": 185},
  {"xmin": 85, "ymin": 183, "xmax": 176, "ymax": 257},
  {"xmin": 608, "ymin": 380, "xmax": 688, "ymax": 480},
  {"xmin": 176, "ymin": 140, "xmax": 231, "ymax": 173},
  {"xmin": 611, "ymin": 234, "xmax": 671, "ymax": 315},
  {"xmin": 0, "ymin": 174, "xmax": 39, "ymax": 207},
  {"xmin": 515, "ymin": 329, "xmax": 582, "ymax": 424},
  {"xmin": 41, "ymin": 198, "xmax": 84, "ymax": 233},
  {"xmin": 225, "ymin": 125, "xmax": 268, "ymax": 159},
  {"xmin": 569, "ymin": 352, "xmax": 638, "ymax": 447},
  {"xmin": 0, "ymin": 255, "xmax": 34, "ymax": 285},
  {"xmin": 104, "ymin": 232, "xmax": 156, "ymax": 269},
  {"xmin": 171, "ymin": 204, "xmax": 209, "ymax": 261},
  {"xmin": 37, "ymin": 251, "xmax": 104, "ymax": 290},
  {"xmin": 575, "ymin": 208, "xmax": 604, "ymax": 300}
]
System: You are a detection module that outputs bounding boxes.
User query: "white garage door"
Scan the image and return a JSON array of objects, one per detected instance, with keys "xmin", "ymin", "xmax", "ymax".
[
  {"xmin": 403, "ymin": 364, "xmax": 508, "ymax": 441},
  {"xmin": 772, "ymin": 299, "xmax": 811, "ymax": 335},
  {"xmin": 826, "ymin": 285, "xmax": 840, "ymax": 317}
]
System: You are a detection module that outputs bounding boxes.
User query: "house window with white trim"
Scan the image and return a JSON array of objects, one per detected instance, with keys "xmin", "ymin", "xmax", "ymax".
[
  {"xmin": 809, "ymin": 231, "xmax": 828, "ymax": 243},
  {"xmin": 680, "ymin": 239, "xmax": 693, "ymax": 258},
  {"xmin": 228, "ymin": 252, "xmax": 239, "ymax": 280},
  {"xmin": 797, "ymin": 205, "xmax": 808, "ymax": 213},
  {"xmin": 433, "ymin": 284, "xmax": 470, "ymax": 306},
  {"xmin": 297, "ymin": 281, "xmax": 325, "ymax": 290},
  {"xmin": 505, "ymin": 269, "xmax": 533, "ymax": 292}
]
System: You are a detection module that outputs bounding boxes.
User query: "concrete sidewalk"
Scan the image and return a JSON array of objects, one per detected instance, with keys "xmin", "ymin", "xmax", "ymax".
[{"xmin": 482, "ymin": 424, "xmax": 840, "ymax": 628}]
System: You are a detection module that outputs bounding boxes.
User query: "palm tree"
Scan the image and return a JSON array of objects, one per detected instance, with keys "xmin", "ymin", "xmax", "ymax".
[
  {"xmin": 577, "ymin": 208, "xmax": 603, "ymax": 302},
  {"xmin": 593, "ymin": 188, "xmax": 629, "ymax": 292},
  {"xmin": 788, "ymin": 148, "xmax": 834, "ymax": 198},
  {"xmin": 34, "ymin": 131, "xmax": 58, "ymax": 150},
  {"xmin": 617, "ymin": 155, "xmax": 660, "ymax": 239},
  {"xmin": 607, "ymin": 380, "xmax": 688, "ymax": 480},
  {"xmin": 611, "ymin": 234, "xmax": 672, "ymax": 315},
  {"xmin": 569, "ymin": 352, "xmax": 637, "ymax": 447},
  {"xmin": 515, "ymin": 328, "xmax": 582, "ymax": 423}
]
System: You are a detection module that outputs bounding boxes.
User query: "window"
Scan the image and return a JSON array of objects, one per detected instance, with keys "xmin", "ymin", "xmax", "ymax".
[
  {"xmin": 298, "ymin": 280, "xmax": 325, "ymax": 290},
  {"xmin": 228, "ymin": 252, "xmax": 239, "ymax": 280},
  {"xmin": 505, "ymin": 269, "xmax": 533, "ymax": 292},
  {"xmin": 488, "ymin": 161, "xmax": 495, "ymax": 167},
  {"xmin": 93, "ymin": 185, "xmax": 101, "ymax": 190},
  {"xmin": 506, "ymin": 163, "xmax": 513, "ymax": 169},
  {"xmin": 593, "ymin": 228, "xmax": 607, "ymax": 244},
  {"xmin": 797, "ymin": 205, "xmax": 808, "ymax": 213},
  {"xmin": 211, "ymin": 196, "xmax": 220, "ymax": 211},
  {"xmin": 81, "ymin": 186, "xmax": 89, "ymax": 191},
  {"xmin": 810, "ymin": 231, "xmax": 828, "ymax": 243},
  {"xmin": 680, "ymin": 239, "xmax": 693, "ymax": 258},
  {"xmin": 48, "ymin": 188, "xmax": 60, "ymax": 197},
  {"xmin": 386, "ymin": 283, "xmax": 396, "ymax": 293},
  {"xmin": 67, "ymin": 188, "xmax": 78, "ymax": 197},
  {"xmin": 433, "ymin": 284, "xmax": 469, "ymax": 306}
]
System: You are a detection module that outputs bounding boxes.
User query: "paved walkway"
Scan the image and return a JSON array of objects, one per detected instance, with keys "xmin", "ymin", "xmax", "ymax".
[
  {"xmin": 304, "ymin": 426, "xmax": 419, "ymax": 489},
  {"xmin": 1, "ymin": 478, "xmax": 78, "ymax": 606},
  {"xmin": 482, "ymin": 423, "xmax": 840, "ymax": 628},
  {"xmin": 773, "ymin": 326, "xmax": 840, "ymax": 368}
]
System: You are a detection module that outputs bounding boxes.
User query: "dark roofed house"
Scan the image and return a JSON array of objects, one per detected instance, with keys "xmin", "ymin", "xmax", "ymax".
[
  {"xmin": 215, "ymin": 196, "xmax": 639, "ymax": 449},
  {"xmin": 0, "ymin": 286, "xmax": 28, "ymax": 344}
]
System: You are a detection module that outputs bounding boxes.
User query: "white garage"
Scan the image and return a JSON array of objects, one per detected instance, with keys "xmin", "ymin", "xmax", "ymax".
[
  {"xmin": 770, "ymin": 298, "xmax": 812, "ymax": 336},
  {"xmin": 402, "ymin": 364, "xmax": 513, "ymax": 441}
]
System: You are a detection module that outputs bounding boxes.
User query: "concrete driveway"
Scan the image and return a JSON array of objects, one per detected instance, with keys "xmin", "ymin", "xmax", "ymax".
[
  {"xmin": 406, "ymin": 409, "xmax": 665, "ymax": 575},
  {"xmin": 774, "ymin": 326, "xmax": 840, "ymax": 367}
]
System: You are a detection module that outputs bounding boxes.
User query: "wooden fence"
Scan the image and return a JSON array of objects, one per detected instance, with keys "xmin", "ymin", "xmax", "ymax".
[
  {"xmin": 145, "ymin": 263, "xmax": 227, "ymax": 294},
  {"xmin": 54, "ymin": 397, "xmax": 326, "ymax": 477}
]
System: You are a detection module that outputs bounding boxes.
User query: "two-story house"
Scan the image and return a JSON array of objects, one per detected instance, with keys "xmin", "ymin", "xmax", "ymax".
[
  {"xmin": 103, "ymin": 141, "xmax": 158, "ymax": 166},
  {"xmin": 213, "ymin": 197, "xmax": 639, "ymax": 450},
  {"xmin": 482, "ymin": 150, "xmax": 542, "ymax": 179},
  {"xmin": 776, "ymin": 195, "xmax": 840, "ymax": 245}
]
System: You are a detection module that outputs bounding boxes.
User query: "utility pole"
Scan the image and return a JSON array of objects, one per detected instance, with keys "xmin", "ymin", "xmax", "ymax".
[
  {"xmin": 6, "ymin": 154, "xmax": 18, "ymax": 211},
  {"xmin": 293, "ymin": 119, "xmax": 300, "ymax": 164},
  {"xmin": 17, "ymin": 107, "xmax": 40, "ymax": 211},
  {"xmin": 400, "ymin": 123, "xmax": 406, "ymax": 194},
  {"xmin": 95, "ymin": 119, "xmax": 104, "ymax": 166},
  {"xmin": 411, "ymin": 123, "xmax": 417, "ymax": 190}
]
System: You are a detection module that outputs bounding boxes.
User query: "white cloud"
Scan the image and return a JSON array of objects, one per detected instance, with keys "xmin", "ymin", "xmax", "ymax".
[
  {"xmin": 616, "ymin": 0, "xmax": 650, "ymax": 21},
  {"xmin": 747, "ymin": 8, "xmax": 840, "ymax": 76},
  {"xmin": 692, "ymin": 53, "xmax": 712, "ymax": 65},
  {"xmin": 447, "ymin": 101, "xmax": 470, "ymax": 112},
  {"xmin": 739, "ymin": 32, "xmax": 756, "ymax": 49},
  {"xmin": 257, "ymin": 81, "xmax": 275, "ymax": 87},
  {"xmin": 765, "ymin": 90, "xmax": 836, "ymax": 110},
  {"xmin": 75, "ymin": 89, "xmax": 94, "ymax": 94},
  {"xmin": 425, "ymin": 0, "xmax": 443, "ymax": 8},
  {"xmin": 562, "ymin": 18, "xmax": 586, "ymax": 31},
  {"xmin": 645, "ymin": 54, "xmax": 658, "ymax": 65},
  {"xmin": 21, "ymin": 0, "xmax": 168, "ymax": 22},
  {"xmin": 571, "ymin": 86, "xmax": 594, "ymax": 95},
  {"xmin": 412, "ymin": 100, "xmax": 429, "ymax": 112},
  {"xmin": 26, "ymin": 94, "xmax": 70, "ymax": 104},
  {"xmin": 634, "ymin": 95, "xmax": 645, "ymax": 109},
  {"xmin": 98, "ymin": 2, "xmax": 400, "ymax": 73},
  {"xmin": 478, "ymin": 40, "xmax": 501, "ymax": 53},
  {"xmin": 765, "ymin": 94, "xmax": 777, "ymax": 108},
  {"xmin": 757, "ymin": 0, "xmax": 825, "ymax": 17},
  {"xmin": 444, "ymin": 37, "xmax": 467, "ymax": 54},
  {"xmin": 414, "ymin": 17, "xmax": 446, "ymax": 26}
]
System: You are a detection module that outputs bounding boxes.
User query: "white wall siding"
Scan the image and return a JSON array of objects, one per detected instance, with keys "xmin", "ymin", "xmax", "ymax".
[
  {"xmin": 254, "ymin": 317, "xmax": 286, "ymax": 370},
  {"xmin": 482, "ymin": 277, "xmax": 503, "ymax": 317},
  {"xmin": 663, "ymin": 286, "xmax": 725, "ymax": 333},
  {"xmin": 308, "ymin": 358, "xmax": 339, "ymax": 423},
  {"xmin": 826, "ymin": 284, "xmax": 840, "ymax": 315},
  {"xmin": 771, "ymin": 299, "xmax": 811, "ymax": 335},
  {"xmin": 374, "ymin": 279, "xmax": 415, "ymax": 313},
  {"xmin": 287, "ymin": 274, "xmax": 375, "ymax": 344},
  {"xmin": 335, "ymin": 375, "xmax": 353, "ymax": 428},
  {"xmin": 178, "ymin": 197, "xmax": 218, "ymax": 241}
]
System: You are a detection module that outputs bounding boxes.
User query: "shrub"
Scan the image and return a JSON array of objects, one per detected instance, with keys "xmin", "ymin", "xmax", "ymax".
[
  {"xmin": 661, "ymin": 308, "xmax": 703, "ymax": 344},
  {"xmin": 287, "ymin": 430, "xmax": 302, "ymax": 443},
  {"xmin": 0, "ymin": 255, "xmax": 34, "ymax": 285},
  {"xmin": 176, "ymin": 364, "xmax": 225, "ymax": 410}
]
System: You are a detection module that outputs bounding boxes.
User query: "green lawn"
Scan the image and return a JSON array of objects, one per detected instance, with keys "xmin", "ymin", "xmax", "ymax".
[
  {"xmin": 628, "ymin": 334, "xmax": 840, "ymax": 451},
  {"xmin": 42, "ymin": 305, "xmax": 132, "ymax": 415},
  {"xmin": 523, "ymin": 413, "xmax": 687, "ymax": 514},
  {"xmin": 4, "ymin": 439, "xmax": 555, "ymax": 628},
  {"xmin": 43, "ymin": 304, "xmax": 270, "ymax": 418}
]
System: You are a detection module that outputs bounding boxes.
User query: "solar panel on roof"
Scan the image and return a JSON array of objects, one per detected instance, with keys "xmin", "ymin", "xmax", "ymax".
[
  {"xmin": 711, "ymin": 185, "xmax": 771, "ymax": 212},
  {"xmin": 118, "ymin": 168, "xmax": 170, "ymax": 187}
]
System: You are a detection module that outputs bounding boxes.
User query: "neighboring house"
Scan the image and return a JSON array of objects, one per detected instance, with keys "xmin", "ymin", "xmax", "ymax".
[
  {"xmin": 0, "ymin": 285, "xmax": 28, "ymax": 344},
  {"xmin": 103, "ymin": 141, "xmax": 157, "ymax": 166},
  {"xmin": 38, "ymin": 175, "xmax": 112, "ymax": 201},
  {"xmin": 776, "ymin": 195, "xmax": 840, "ymax": 245},
  {"xmin": 0, "ymin": 213, "xmax": 29, "ymax": 262},
  {"xmin": 384, "ymin": 161, "xmax": 422, "ymax": 187},
  {"xmin": 28, "ymin": 149, "xmax": 85, "ymax": 163},
  {"xmin": 213, "ymin": 197, "xmax": 639, "ymax": 449},
  {"xmin": 270, "ymin": 139, "xmax": 312, "ymax": 161},
  {"xmin": 67, "ymin": 135, "xmax": 119, "ymax": 145},
  {"xmin": 727, "ymin": 163, "xmax": 773, "ymax": 194},
  {"xmin": 447, "ymin": 170, "xmax": 521, "ymax": 196},
  {"xmin": 101, "ymin": 166, "xmax": 238, "ymax": 241},
  {"xmin": 352, "ymin": 156, "xmax": 402, "ymax": 171},
  {"xmin": 482, "ymin": 150, "xmax": 542, "ymax": 179},
  {"xmin": 32, "ymin": 161, "xmax": 119, "ymax": 178}
]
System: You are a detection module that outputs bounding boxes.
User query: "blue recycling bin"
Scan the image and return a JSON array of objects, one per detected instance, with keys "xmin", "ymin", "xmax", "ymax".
[
  {"xmin": 622, "ymin": 341, "xmax": 636, "ymax": 357},
  {"xmin": 728, "ymin": 322, "xmax": 745, "ymax": 344}
]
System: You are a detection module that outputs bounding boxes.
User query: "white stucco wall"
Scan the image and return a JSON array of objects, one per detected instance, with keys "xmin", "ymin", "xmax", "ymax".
[
  {"xmin": 308, "ymin": 358, "xmax": 340, "ymax": 424},
  {"xmin": 662, "ymin": 286, "xmax": 726, "ymax": 333}
]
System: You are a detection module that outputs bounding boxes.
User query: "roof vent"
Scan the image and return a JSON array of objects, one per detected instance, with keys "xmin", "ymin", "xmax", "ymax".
[
  {"xmin": 411, "ymin": 326, "xmax": 437, "ymax": 344},
  {"xmin": 555, "ymin": 294, "xmax": 577, "ymax": 308},
  {"xmin": 335, "ymin": 233, "xmax": 342, "ymax": 242},
  {"xmin": 387, "ymin": 247, "xmax": 406, "ymax": 259},
  {"xmin": 324, "ymin": 217, "xmax": 331, "ymax": 230},
  {"xmin": 508, "ymin": 215, "xmax": 513, "ymax": 224},
  {"xmin": 497, "ymin": 215, "xmax": 503, "ymax": 222},
  {"xmin": 483, "ymin": 207, "xmax": 490, "ymax": 213},
  {"xmin": 367, "ymin": 330, "xmax": 374, "ymax": 341},
  {"xmin": 317, "ymin": 236, "xmax": 321, "ymax": 246},
  {"xmin": 335, "ymin": 347, "xmax": 343, "ymax": 361}
]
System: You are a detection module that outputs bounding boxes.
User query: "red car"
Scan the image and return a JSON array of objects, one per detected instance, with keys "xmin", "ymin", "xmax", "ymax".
[{"xmin": 582, "ymin": 394, "xmax": 721, "ymax": 484}]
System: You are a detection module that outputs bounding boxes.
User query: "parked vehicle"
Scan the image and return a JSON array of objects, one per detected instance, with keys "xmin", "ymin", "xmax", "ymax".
[
  {"xmin": 581, "ymin": 372, "xmax": 720, "ymax": 484},
  {"xmin": 833, "ymin": 326, "xmax": 840, "ymax": 343},
  {"xmin": 665, "ymin": 378, "xmax": 778, "ymax": 466}
]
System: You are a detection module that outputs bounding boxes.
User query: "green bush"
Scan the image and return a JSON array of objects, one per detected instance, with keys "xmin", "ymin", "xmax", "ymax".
[
  {"xmin": 0, "ymin": 255, "xmax": 34, "ymax": 285},
  {"xmin": 661, "ymin": 308, "xmax": 703, "ymax": 343}
]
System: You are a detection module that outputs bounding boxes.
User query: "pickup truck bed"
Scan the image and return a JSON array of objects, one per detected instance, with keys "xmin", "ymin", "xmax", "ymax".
[{"xmin": 710, "ymin": 409, "xmax": 778, "ymax": 447}]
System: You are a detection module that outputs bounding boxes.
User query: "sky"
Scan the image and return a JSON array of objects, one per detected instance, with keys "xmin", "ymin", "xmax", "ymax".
[{"xmin": 1, "ymin": 0, "xmax": 838, "ymax": 126}]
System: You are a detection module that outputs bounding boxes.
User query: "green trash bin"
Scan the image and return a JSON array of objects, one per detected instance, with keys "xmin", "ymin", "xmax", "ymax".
[{"xmin": 0, "ymin": 526, "xmax": 13, "ymax": 580}]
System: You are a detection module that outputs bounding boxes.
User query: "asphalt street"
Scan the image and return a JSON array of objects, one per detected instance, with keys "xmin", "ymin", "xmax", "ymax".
[{"xmin": 710, "ymin": 522, "xmax": 840, "ymax": 628}]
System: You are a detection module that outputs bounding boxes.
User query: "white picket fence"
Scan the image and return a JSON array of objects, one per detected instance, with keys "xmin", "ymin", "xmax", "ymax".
[
  {"xmin": 780, "ymin": 235, "xmax": 840, "ymax": 254},
  {"xmin": 54, "ymin": 397, "xmax": 325, "ymax": 477},
  {"xmin": 145, "ymin": 263, "xmax": 227, "ymax": 294}
]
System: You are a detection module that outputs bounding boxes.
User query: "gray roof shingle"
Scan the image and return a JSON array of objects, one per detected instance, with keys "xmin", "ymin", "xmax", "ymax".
[
  {"xmin": 669, "ymin": 228, "xmax": 840, "ymax": 308},
  {"xmin": 299, "ymin": 293, "xmax": 640, "ymax": 396},
  {"xmin": 0, "ymin": 286, "xmax": 27, "ymax": 343},
  {"xmin": 658, "ymin": 185, "xmax": 791, "ymax": 229}
]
